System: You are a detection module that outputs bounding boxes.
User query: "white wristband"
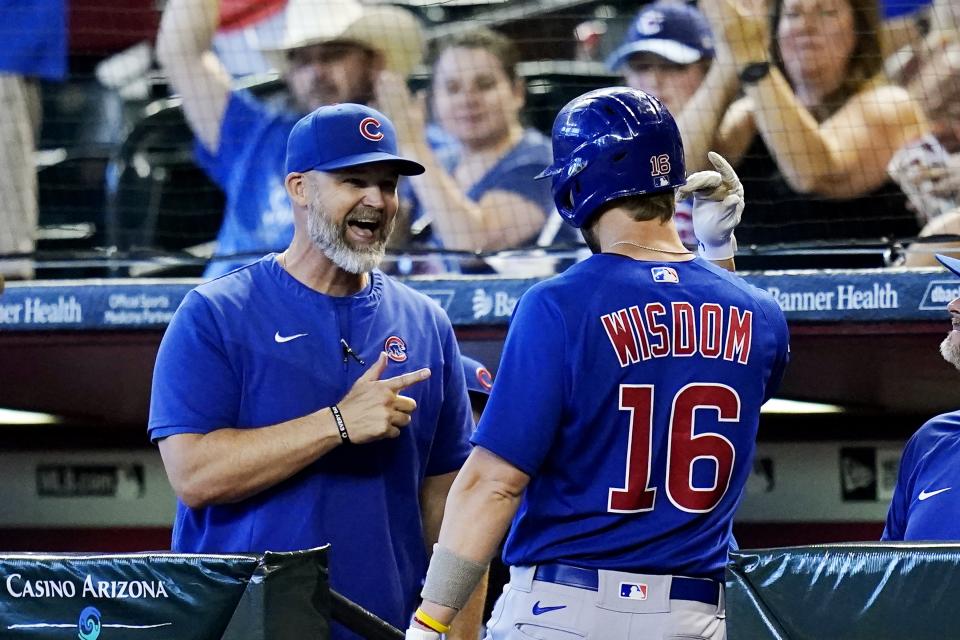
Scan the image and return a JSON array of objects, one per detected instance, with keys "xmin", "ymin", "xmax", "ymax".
[{"xmin": 698, "ymin": 235, "xmax": 737, "ymax": 261}]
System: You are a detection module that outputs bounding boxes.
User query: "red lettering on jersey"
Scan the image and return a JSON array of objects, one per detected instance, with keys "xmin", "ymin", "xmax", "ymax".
[
  {"xmin": 723, "ymin": 307, "xmax": 753, "ymax": 364},
  {"xmin": 644, "ymin": 302, "xmax": 670, "ymax": 358},
  {"xmin": 672, "ymin": 302, "xmax": 696, "ymax": 356},
  {"xmin": 700, "ymin": 304, "xmax": 723, "ymax": 358},
  {"xmin": 602, "ymin": 309, "xmax": 640, "ymax": 367},
  {"xmin": 628, "ymin": 305, "xmax": 652, "ymax": 361}
]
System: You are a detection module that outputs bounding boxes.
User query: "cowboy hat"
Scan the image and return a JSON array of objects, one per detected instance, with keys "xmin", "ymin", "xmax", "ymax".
[{"xmin": 261, "ymin": 0, "xmax": 425, "ymax": 76}]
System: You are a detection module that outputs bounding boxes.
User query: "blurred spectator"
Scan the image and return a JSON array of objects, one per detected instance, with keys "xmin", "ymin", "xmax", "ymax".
[
  {"xmin": 383, "ymin": 28, "xmax": 564, "ymax": 273},
  {"xmin": 0, "ymin": 0, "xmax": 67, "ymax": 280},
  {"xmin": 607, "ymin": 2, "xmax": 714, "ymax": 114},
  {"xmin": 156, "ymin": 0, "xmax": 424, "ymax": 278},
  {"xmin": 684, "ymin": 0, "xmax": 928, "ymax": 247},
  {"xmin": 889, "ymin": 29, "xmax": 960, "ymax": 266},
  {"xmin": 606, "ymin": 1, "xmax": 716, "ymax": 248}
]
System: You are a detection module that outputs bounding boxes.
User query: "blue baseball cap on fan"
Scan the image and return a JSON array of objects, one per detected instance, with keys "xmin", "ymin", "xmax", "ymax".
[
  {"xmin": 285, "ymin": 103, "xmax": 426, "ymax": 176},
  {"xmin": 606, "ymin": 2, "xmax": 714, "ymax": 70}
]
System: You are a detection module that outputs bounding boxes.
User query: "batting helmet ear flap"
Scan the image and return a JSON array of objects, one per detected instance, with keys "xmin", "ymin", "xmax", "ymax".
[{"xmin": 538, "ymin": 87, "xmax": 686, "ymax": 228}]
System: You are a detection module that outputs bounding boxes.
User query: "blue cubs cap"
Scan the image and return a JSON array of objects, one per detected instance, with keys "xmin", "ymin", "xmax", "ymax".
[
  {"xmin": 606, "ymin": 2, "xmax": 714, "ymax": 70},
  {"xmin": 285, "ymin": 103, "xmax": 425, "ymax": 176},
  {"xmin": 462, "ymin": 356, "xmax": 494, "ymax": 397},
  {"xmin": 937, "ymin": 254, "xmax": 960, "ymax": 277}
]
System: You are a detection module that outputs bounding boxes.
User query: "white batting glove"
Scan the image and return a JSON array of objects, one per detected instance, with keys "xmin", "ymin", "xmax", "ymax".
[
  {"xmin": 405, "ymin": 627, "xmax": 441, "ymax": 640},
  {"xmin": 677, "ymin": 151, "xmax": 745, "ymax": 261}
]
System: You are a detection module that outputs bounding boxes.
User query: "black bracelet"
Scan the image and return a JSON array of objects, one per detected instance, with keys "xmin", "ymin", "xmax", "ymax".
[
  {"xmin": 329, "ymin": 406, "xmax": 350, "ymax": 443},
  {"xmin": 739, "ymin": 61, "xmax": 771, "ymax": 85}
]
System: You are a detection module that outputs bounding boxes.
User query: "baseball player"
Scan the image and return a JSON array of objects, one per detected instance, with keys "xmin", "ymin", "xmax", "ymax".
[
  {"xmin": 405, "ymin": 87, "xmax": 790, "ymax": 640},
  {"xmin": 883, "ymin": 254, "xmax": 960, "ymax": 540},
  {"xmin": 150, "ymin": 103, "xmax": 480, "ymax": 639}
]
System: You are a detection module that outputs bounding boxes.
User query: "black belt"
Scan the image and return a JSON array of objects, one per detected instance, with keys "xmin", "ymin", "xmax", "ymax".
[{"xmin": 533, "ymin": 563, "xmax": 720, "ymax": 606}]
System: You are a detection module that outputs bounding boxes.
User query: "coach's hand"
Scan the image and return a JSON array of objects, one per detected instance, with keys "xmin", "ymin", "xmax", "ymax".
[
  {"xmin": 679, "ymin": 151, "xmax": 745, "ymax": 261},
  {"xmin": 336, "ymin": 352, "xmax": 430, "ymax": 444}
]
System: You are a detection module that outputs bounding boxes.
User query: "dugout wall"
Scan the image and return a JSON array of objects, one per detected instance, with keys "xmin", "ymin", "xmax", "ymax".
[
  {"xmin": 0, "ymin": 547, "xmax": 329, "ymax": 640},
  {"xmin": 727, "ymin": 543, "xmax": 960, "ymax": 639}
]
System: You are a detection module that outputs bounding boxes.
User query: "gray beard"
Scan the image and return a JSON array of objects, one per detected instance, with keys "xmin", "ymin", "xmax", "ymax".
[
  {"xmin": 306, "ymin": 198, "xmax": 393, "ymax": 275},
  {"xmin": 940, "ymin": 333, "xmax": 960, "ymax": 370}
]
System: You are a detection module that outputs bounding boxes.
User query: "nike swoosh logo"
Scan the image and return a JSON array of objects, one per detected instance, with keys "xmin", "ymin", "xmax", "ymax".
[
  {"xmin": 919, "ymin": 487, "xmax": 952, "ymax": 501},
  {"xmin": 531, "ymin": 601, "xmax": 567, "ymax": 615},
  {"xmin": 274, "ymin": 332, "xmax": 308, "ymax": 343}
]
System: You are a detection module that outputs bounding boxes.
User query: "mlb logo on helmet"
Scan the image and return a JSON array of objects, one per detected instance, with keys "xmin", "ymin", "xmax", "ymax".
[
  {"xmin": 651, "ymin": 266, "xmax": 679, "ymax": 283},
  {"xmin": 384, "ymin": 336, "xmax": 408, "ymax": 362},
  {"xmin": 620, "ymin": 582, "xmax": 649, "ymax": 600}
]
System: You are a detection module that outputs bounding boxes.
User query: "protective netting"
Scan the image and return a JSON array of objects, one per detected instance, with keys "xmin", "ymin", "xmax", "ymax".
[{"xmin": 1, "ymin": 0, "xmax": 957, "ymax": 279}]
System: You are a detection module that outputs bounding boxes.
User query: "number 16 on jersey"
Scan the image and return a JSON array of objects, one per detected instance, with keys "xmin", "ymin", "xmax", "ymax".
[{"xmin": 608, "ymin": 383, "xmax": 741, "ymax": 514}]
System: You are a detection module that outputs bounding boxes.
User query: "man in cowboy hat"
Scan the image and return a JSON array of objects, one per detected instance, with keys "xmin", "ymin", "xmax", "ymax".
[{"xmin": 156, "ymin": 0, "xmax": 425, "ymax": 277}]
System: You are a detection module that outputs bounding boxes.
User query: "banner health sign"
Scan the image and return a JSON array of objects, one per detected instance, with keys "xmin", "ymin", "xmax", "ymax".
[
  {"xmin": 0, "ymin": 548, "xmax": 329, "ymax": 639},
  {"xmin": 0, "ymin": 269, "xmax": 955, "ymax": 330}
]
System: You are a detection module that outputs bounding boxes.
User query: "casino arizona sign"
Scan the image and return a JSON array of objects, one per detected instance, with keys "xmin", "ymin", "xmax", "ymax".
[{"xmin": 5, "ymin": 573, "xmax": 170, "ymax": 599}]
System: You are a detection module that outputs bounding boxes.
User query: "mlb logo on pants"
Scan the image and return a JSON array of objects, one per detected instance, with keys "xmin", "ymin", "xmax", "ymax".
[
  {"xmin": 651, "ymin": 267, "xmax": 679, "ymax": 283},
  {"xmin": 620, "ymin": 582, "xmax": 648, "ymax": 600}
]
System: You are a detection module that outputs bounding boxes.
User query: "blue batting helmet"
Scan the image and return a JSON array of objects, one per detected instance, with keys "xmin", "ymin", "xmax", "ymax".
[{"xmin": 535, "ymin": 87, "xmax": 685, "ymax": 228}]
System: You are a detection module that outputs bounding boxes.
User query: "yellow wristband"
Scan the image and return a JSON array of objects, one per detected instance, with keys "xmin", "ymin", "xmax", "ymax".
[{"xmin": 414, "ymin": 607, "xmax": 450, "ymax": 634}]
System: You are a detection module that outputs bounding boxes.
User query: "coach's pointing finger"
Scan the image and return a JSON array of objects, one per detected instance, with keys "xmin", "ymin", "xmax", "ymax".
[{"xmin": 384, "ymin": 367, "xmax": 431, "ymax": 391}]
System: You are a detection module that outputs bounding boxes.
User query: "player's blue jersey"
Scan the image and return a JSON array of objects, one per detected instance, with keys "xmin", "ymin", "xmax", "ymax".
[
  {"xmin": 149, "ymin": 255, "xmax": 473, "ymax": 638},
  {"xmin": 883, "ymin": 411, "xmax": 960, "ymax": 540},
  {"xmin": 472, "ymin": 254, "xmax": 789, "ymax": 580}
]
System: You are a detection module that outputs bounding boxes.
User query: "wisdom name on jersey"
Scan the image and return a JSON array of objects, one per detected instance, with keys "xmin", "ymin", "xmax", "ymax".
[{"xmin": 601, "ymin": 302, "xmax": 752, "ymax": 366}]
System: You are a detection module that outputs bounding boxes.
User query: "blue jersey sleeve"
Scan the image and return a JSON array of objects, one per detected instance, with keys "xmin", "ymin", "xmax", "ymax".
[
  {"xmin": 193, "ymin": 90, "xmax": 271, "ymax": 190},
  {"xmin": 882, "ymin": 430, "xmax": 923, "ymax": 541},
  {"xmin": 762, "ymin": 300, "xmax": 790, "ymax": 403},
  {"xmin": 471, "ymin": 288, "xmax": 566, "ymax": 475},
  {"xmin": 148, "ymin": 291, "xmax": 241, "ymax": 441},
  {"xmin": 425, "ymin": 317, "xmax": 473, "ymax": 476}
]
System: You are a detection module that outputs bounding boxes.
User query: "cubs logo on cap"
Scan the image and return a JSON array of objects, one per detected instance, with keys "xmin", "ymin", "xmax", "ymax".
[
  {"xmin": 461, "ymin": 356, "xmax": 494, "ymax": 396},
  {"xmin": 384, "ymin": 336, "xmax": 408, "ymax": 362},
  {"xmin": 359, "ymin": 117, "xmax": 384, "ymax": 142},
  {"xmin": 636, "ymin": 9, "xmax": 665, "ymax": 35},
  {"xmin": 475, "ymin": 367, "xmax": 493, "ymax": 392}
]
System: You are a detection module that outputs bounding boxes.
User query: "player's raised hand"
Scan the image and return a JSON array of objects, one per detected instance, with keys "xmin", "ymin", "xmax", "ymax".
[
  {"xmin": 336, "ymin": 352, "xmax": 431, "ymax": 444},
  {"xmin": 677, "ymin": 151, "xmax": 745, "ymax": 261},
  {"xmin": 708, "ymin": 0, "xmax": 771, "ymax": 66}
]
